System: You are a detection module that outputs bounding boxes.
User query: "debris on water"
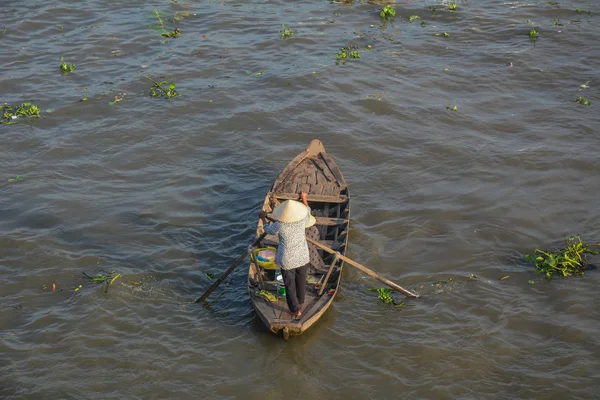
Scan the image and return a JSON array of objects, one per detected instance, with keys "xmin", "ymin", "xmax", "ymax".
[
  {"xmin": 8, "ymin": 176, "xmax": 24, "ymax": 183},
  {"xmin": 529, "ymin": 28, "xmax": 539, "ymax": 40},
  {"xmin": 380, "ymin": 4, "xmax": 396, "ymax": 19},
  {"xmin": 500, "ymin": 275, "xmax": 510, "ymax": 280},
  {"xmin": 336, "ymin": 46, "xmax": 360, "ymax": 63},
  {"xmin": 573, "ymin": 96, "xmax": 590, "ymax": 106},
  {"xmin": 528, "ymin": 280, "xmax": 535, "ymax": 284},
  {"xmin": 368, "ymin": 288, "xmax": 405, "ymax": 306},
  {"xmin": 578, "ymin": 81, "xmax": 590, "ymax": 91},
  {"xmin": 104, "ymin": 273, "xmax": 122, "ymax": 293},
  {"xmin": 524, "ymin": 235, "xmax": 599, "ymax": 278},
  {"xmin": 280, "ymin": 24, "xmax": 295, "ymax": 39},
  {"xmin": 74, "ymin": 284, "xmax": 83, "ymax": 292},
  {"xmin": 1, "ymin": 102, "xmax": 41, "ymax": 124},
  {"xmin": 146, "ymin": 76, "xmax": 178, "ymax": 99},
  {"xmin": 60, "ymin": 57, "xmax": 75, "ymax": 74},
  {"xmin": 161, "ymin": 27, "xmax": 181, "ymax": 38},
  {"xmin": 468, "ymin": 274, "xmax": 478, "ymax": 280}
]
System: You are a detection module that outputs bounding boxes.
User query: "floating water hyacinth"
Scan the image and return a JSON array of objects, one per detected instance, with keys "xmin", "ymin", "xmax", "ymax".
[
  {"xmin": 524, "ymin": 235, "xmax": 599, "ymax": 278},
  {"xmin": 1, "ymin": 102, "xmax": 41, "ymax": 124}
]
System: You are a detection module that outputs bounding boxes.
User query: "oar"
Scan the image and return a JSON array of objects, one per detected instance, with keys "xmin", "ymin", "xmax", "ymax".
[
  {"xmin": 306, "ymin": 236, "xmax": 419, "ymax": 299},
  {"xmin": 194, "ymin": 232, "xmax": 267, "ymax": 303}
]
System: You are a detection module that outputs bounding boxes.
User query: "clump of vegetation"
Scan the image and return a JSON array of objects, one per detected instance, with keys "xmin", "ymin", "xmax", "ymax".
[
  {"xmin": 170, "ymin": 11, "xmax": 191, "ymax": 22},
  {"xmin": 254, "ymin": 290, "xmax": 278, "ymax": 302},
  {"xmin": 574, "ymin": 96, "xmax": 590, "ymax": 106},
  {"xmin": 161, "ymin": 27, "xmax": 181, "ymax": 38},
  {"xmin": 576, "ymin": 8, "xmax": 582, "ymax": 13},
  {"xmin": 1, "ymin": 102, "xmax": 41, "ymax": 124},
  {"xmin": 336, "ymin": 46, "xmax": 360, "ymax": 61},
  {"xmin": 436, "ymin": 32, "xmax": 450, "ymax": 37},
  {"xmin": 83, "ymin": 270, "xmax": 122, "ymax": 293},
  {"xmin": 553, "ymin": 18, "xmax": 562, "ymax": 26},
  {"xmin": 524, "ymin": 235, "xmax": 599, "ymax": 278},
  {"xmin": 60, "ymin": 57, "xmax": 75, "ymax": 74},
  {"xmin": 428, "ymin": 5, "xmax": 437, "ymax": 14},
  {"xmin": 8, "ymin": 176, "xmax": 24, "ymax": 183},
  {"xmin": 380, "ymin": 4, "xmax": 396, "ymax": 19},
  {"xmin": 150, "ymin": 10, "xmax": 185, "ymax": 38},
  {"xmin": 280, "ymin": 24, "xmax": 294, "ymax": 38},
  {"xmin": 409, "ymin": 15, "xmax": 420, "ymax": 23},
  {"xmin": 529, "ymin": 28, "xmax": 539, "ymax": 39},
  {"xmin": 146, "ymin": 76, "xmax": 179, "ymax": 99},
  {"xmin": 421, "ymin": 20, "xmax": 427, "ymax": 26},
  {"xmin": 369, "ymin": 288, "xmax": 405, "ymax": 307},
  {"xmin": 446, "ymin": 105, "xmax": 458, "ymax": 111},
  {"xmin": 448, "ymin": 3, "xmax": 457, "ymax": 11}
]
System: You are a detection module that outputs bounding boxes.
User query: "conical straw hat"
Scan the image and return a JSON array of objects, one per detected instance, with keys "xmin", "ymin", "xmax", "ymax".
[{"xmin": 272, "ymin": 200, "xmax": 316, "ymax": 228}]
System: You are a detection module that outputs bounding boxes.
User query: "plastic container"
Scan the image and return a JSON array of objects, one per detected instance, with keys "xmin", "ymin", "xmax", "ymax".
[
  {"xmin": 275, "ymin": 272, "xmax": 286, "ymax": 295},
  {"xmin": 250, "ymin": 247, "xmax": 278, "ymax": 270}
]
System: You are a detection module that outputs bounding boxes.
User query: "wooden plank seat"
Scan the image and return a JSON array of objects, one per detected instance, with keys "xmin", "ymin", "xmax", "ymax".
[{"xmin": 272, "ymin": 193, "xmax": 348, "ymax": 203}]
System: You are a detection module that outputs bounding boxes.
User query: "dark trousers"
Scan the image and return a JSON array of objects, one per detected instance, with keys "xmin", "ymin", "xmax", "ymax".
[{"xmin": 281, "ymin": 264, "xmax": 307, "ymax": 313}]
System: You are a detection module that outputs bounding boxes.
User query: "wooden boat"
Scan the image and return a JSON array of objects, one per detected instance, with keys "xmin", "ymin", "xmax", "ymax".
[{"xmin": 248, "ymin": 139, "xmax": 350, "ymax": 339}]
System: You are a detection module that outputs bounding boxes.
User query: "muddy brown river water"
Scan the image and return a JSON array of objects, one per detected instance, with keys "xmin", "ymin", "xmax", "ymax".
[{"xmin": 1, "ymin": 0, "xmax": 600, "ymax": 399}]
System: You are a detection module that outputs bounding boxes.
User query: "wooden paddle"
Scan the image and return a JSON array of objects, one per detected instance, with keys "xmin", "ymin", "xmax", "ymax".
[
  {"xmin": 306, "ymin": 236, "xmax": 419, "ymax": 299},
  {"xmin": 194, "ymin": 232, "xmax": 267, "ymax": 303}
]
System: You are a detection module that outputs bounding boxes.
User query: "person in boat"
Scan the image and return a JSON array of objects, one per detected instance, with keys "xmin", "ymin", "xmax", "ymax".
[{"xmin": 259, "ymin": 192, "xmax": 316, "ymax": 318}]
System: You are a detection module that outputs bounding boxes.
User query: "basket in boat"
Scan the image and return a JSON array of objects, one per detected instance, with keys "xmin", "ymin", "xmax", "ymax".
[{"xmin": 250, "ymin": 247, "xmax": 279, "ymax": 270}]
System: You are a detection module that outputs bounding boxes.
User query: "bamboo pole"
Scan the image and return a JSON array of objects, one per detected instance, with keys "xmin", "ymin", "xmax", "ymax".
[{"xmin": 306, "ymin": 236, "xmax": 419, "ymax": 299}]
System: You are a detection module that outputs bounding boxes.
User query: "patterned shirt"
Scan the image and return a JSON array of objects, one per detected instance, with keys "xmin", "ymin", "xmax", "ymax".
[{"xmin": 263, "ymin": 211, "xmax": 310, "ymax": 270}]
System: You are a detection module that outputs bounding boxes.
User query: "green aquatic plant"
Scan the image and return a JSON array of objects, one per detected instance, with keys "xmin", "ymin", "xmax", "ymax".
[
  {"xmin": 446, "ymin": 105, "xmax": 458, "ymax": 111},
  {"xmin": 170, "ymin": 11, "xmax": 191, "ymax": 22},
  {"xmin": 146, "ymin": 76, "xmax": 178, "ymax": 99},
  {"xmin": 1, "ymin": 102, "xmax": 41, "ymax": 124},
  {"xmin": 409, "ymin": 15, "xmax": 420, "ymax": 23},
  {"xmin": 428, "ymin": 5, "xmax": 437, "ymax": 14},
  {"xmin": 8, "ymin": 176, "xmax": 24, "ymax": 183},
  {"xmin": 280, "ymin": 24, "xmax": 294, "ymax": 38},
  {"xmin": 161, "ymin": 27, "xmax": 181, "ymax": 38},
  {"xmin": 448, "ymin": 3, "xmax": 457, "ymax": 11},
  {"xmin": 436, "ymin": 32, "xmax": 449, "ymax": 37},
  {"xmin": 336, "ymin": 46, "xmax": 360, "ymax": 62},
  {"xmin": 553, "ymin": 18, "xmax": 562, "ymax": 26},
  {"xmin": 83, "ymin": 270, "xmax": 122, "ymax": 293},
  {"xmin": 377, "ymin": 287, "xmax": 394, "ymax": 304},
  {"xmin": 421, "ymin": 20, "xmax": 427, "ymax": 26},
  {"xmin": 524, "ymin": 235, "xmax": 599, "ymax": 278},
  {"xmin": 369, "ymin": 288, "xmax": 406, "ymax": 307},
  {"xmin": 529, "ymin": 28, "xmax": 539, "ymax": 39},
  {"xmin": 380, "ymin": 4, "xmax": 396, "ymax": 19},
  {"xmin": 60, "ymin": 57, "xmax": 75, "ymax": 74},
  {"xmin": 576, "ymin": 8, "xmax": 582, "ymax": 13},
  {"xmin": 152, "ymin": 9, "xmax": 167, "ymax": 34},
  {"xmin": 573, "ymin": 96, "xmax": 590, "ymax": 106}
]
